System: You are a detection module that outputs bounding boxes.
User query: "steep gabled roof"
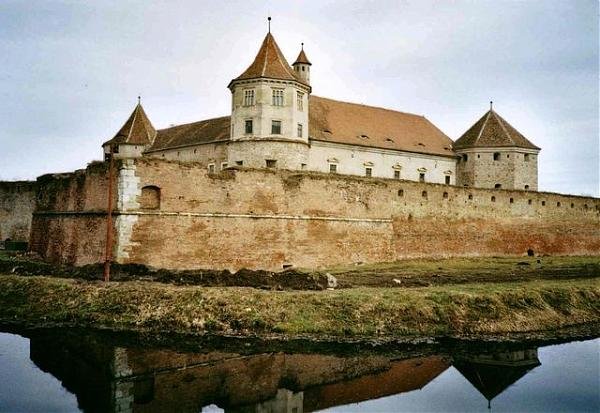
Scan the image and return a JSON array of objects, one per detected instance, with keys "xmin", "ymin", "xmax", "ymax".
[
  {"xmin": 454, "ymin": 109, "xmax": 540, "ymax": 150},
  {"xmin": 309, "ymin": 96, "xmax": 456, "ymax": 157},
  {"xmin": 231, "ymin": 33, "xmax": 306, "ymax": 85},
  {"xmin": 146, "ymin": 116, "xmax": 230, "ymax": 152},
  {"xmin": 293, "ymin": 47, "xmax": 312, "ymax": 66},
  {"xmin": 104, "ymin": 103, "xmax": 156, "ymax": 146}
]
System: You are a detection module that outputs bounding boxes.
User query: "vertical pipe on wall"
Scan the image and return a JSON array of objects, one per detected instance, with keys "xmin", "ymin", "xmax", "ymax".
[{"xmin": 103, "ymin": 147, "xmax": 115, "ymax": 282}]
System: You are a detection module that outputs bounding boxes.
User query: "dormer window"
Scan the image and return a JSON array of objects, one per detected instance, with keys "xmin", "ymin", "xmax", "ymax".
[
  {"xmin": 243, "ymin": 89, "xmax": 255, "ymax": 106},
  {"xmin": 272, "ymin": 89, "xmax": 284, "ymax": 106}
]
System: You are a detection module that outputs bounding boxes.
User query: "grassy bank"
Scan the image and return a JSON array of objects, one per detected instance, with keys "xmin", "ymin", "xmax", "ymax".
[{"xmin": 0, "ymin": 274, "xmax": 598, "ymax": 339}]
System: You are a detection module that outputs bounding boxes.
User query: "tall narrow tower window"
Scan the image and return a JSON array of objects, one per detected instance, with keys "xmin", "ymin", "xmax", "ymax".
[
  {"xmin": 244, "ymin": 120, "xmax": 253, "ymax": 134},
  {"xmin": 243, "ymin": 90, "xmax": 255, "ymax": 106},
  {"xmin": 271, "ymin": 120, "xmax": 282, "ymax": 135},
  {"xmin": 297, "ymin": 92, "xmax": 304, "ymax": 111},
  {"xmin": 272, "ymin": 89, "xmax": 284, "ymax": 106},
  {"xmin": 297, "ymin": 123, "xmax": 303, "ymax": 138}
]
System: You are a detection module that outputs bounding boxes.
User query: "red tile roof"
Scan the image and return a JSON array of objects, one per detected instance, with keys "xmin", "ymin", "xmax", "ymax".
[
  {"xmin": 147, "ymin": 116, "xmax": 230, "ymax": 152},
  {"xmin": 309, "ymin": 96, "xmax": 456, "ymax": 157},
  {"xmin": 231, "ymin": 33, "xmax": 307, "ymax": 86},
  {"xmin": 454, "ymin": 109, "xmax": 540, "ymax": 150},
  {"xmin": 293, "ymin": 48, "xmax": 311, "ymax": 66},
  {"xmin": 147, "ymin": 96, "xmax": 456, "ymax": 158}
]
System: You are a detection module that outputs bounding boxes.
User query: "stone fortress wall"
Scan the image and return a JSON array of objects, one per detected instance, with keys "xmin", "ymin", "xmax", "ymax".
[
  {"xmin": 0, "ymin": 181, "xmax": 37, "ymax": 244},
  {"xmin": 29, "ymin": 158, "xmax": 600, "ymax": 271}
]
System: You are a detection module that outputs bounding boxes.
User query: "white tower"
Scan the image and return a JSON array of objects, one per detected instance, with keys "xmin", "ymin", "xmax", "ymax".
[{"xmin": 227, "ymin": 26, "xmax": 311, "ymax": 170}]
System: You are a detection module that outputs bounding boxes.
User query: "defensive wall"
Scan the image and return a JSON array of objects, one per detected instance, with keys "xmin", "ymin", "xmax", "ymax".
[
  {"xmin": 28, "ymin": 158, "xmax": 600, "ymax": 271},
  {"xmin": 0, "ymin": 181, "xmax": 37, "ymax": 245}
]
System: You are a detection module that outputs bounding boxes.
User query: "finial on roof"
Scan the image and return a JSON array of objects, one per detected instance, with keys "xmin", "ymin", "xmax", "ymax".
[
  {"xmin": 490, "ymin": 101, "xmax": 493, "ymax": 111},
  {"xmin": 137, "ymin": 95, "xmax": 141, "ymax": 105},
  {"xmin": 268, "ymin": 16, "xmax": 271, "ymax": 33},
  {"xmin": 301, "ymin": 42, "xmax": 304, "ymax": 50}
]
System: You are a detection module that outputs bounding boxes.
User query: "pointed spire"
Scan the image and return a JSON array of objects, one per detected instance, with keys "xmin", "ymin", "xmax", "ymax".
[
  {"xmin": 454, "ymin": 105, "xmax": 539, "ymax": 150},
  {"xmin": 104, "ymin": 101, "xmax": 156, "ymax": 146},
  {"xmin": 293, "ymin": 42, "xmax": 312, "ymax": 66},
  {"xmin": 231, "ymin": 32, "xmax": 306, "ymax": 85}
]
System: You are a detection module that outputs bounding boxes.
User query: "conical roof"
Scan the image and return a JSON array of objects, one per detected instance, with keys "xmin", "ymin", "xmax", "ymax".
[
  {"xmin": 293, "ymin": 47, "xmax": 311, "ymax": 66},
  {"xmin": 104, "ymin": 102, "xmax": 156, "ymax": 146},
  {"xmin": 231, "ymin": 33, "xmax": 306, "ymax": 85},
  {"xmin": 454, "ymin": 108, "xmax": 539, "ymax": 150}
]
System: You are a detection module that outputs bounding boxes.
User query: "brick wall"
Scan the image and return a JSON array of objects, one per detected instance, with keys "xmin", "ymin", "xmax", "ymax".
[
  {"xmin": 0, "ymin": 181, "xmax": 37, "ymax": 243},
  {"xmin": 30, "ymin": 158, "xmax": 600, "ymax": 269}
]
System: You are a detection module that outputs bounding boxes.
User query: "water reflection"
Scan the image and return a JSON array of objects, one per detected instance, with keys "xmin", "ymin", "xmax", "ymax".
[{"xmin": 2, "ymin": 329, "xmax": 598, "ymax": 413}]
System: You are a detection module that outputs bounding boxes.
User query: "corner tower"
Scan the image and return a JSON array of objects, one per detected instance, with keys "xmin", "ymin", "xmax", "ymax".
[
  {"xmin": 102, "ymin": 100, "xmax": 156, "ymax": 160},
  {"xmin": 454, "ymin": 103, "xmax": 540, "ymax": 190},
  {"xmin": 292, "ymin": 43, "xmax": 311, "ymax": 84},
  {"xmin": 227, "ymin": 29, "xmax": 311, "ymax": 170}
]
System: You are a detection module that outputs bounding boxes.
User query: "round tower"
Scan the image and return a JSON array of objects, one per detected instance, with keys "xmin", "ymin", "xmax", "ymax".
[
  {"xmin": 227, "ymin": 29, "xmax": 311, "ymax": 170},
  {"xmin": 292, "ymin": 43, "xmax": 311, "ymax": 85}
]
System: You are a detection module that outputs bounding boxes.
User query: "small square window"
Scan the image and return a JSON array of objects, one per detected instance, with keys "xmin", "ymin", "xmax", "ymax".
[
  {"xmin": 297, "ymin": 123, "xmax": 303, "ymax": 138},
  {"xmin": 266, "ymin": 159, "xmax": 277, "ymax": 168},
  {"xmin": 419, "ymin": 173, "xmax": 425, "ymax": 182},
  {"xmin": 329, "ymin": 163, "xmax": 337, "ymax": 173},
  {"xmin": 208, "ymin": 164, "xmax": 215, "ymax": 174},
  {"xmin": 221, "ymin": 162, "xmax": 228, "ymax": 170},
  {"xmin": 245, "ymin": 119, "xmax": 253, "ymax": 134},
  {"xmin": 493, "ymin": 152, "xmax": 500, "ymax": 161},
  {"xmin": 365, "ymin": 167, "xmax": 372, "ymax": 177},
  {"xmin": 394, "ymin": 170, "xmax": 401, "ymax": 179},
  {"xmin": 524, "ymin": 154, "xmax": 530, "ymax": 162},
  {"xmin": 236, "ymin": 161, "xmax": 243, "ymax": 166},
  {"xmin": 271, "ymin": 120, "xmax": 282, "ymax": 135}
]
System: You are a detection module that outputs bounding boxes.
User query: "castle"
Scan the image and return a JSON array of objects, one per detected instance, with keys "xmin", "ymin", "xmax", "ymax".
[
  {"xmin": 2, "ymin": 28, "xmax": 598, "ymax": 271},
  {"xmin": 102, "ymin": 30, "xmax": 540, "ymax": 191}
]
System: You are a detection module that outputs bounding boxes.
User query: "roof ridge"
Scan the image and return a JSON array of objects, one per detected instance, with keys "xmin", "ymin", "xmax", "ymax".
[
  {"xmin": 493, "ymin": 111, "xmax": 517, "ymax": 146},
  {"xmin": 474, "ymin": 111, "xmax": 492, "ymax": 144},
  {"xmin": 126, "ymin": 104, "xmax": 139, "ymax": 141},
  {"xmin": 312, "ymin": 95, "xmax": 427, "ymax": 119},
  {"xmin": 156, "ymin": 115, "xmax": 230, "ymax": 132}
]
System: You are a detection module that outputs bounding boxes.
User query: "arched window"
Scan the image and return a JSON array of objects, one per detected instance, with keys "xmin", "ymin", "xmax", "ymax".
[{"xmin": 140, "ymin": 186, "xmax": 161, "ymax": 210}]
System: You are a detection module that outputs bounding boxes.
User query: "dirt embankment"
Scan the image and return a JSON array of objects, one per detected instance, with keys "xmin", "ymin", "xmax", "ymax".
[{"xmin": 1, "ymin": 253, "xmax": 598, "ymax": 290}]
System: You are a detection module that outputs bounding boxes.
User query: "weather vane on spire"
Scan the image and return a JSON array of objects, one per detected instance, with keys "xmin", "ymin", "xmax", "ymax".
[{"xmin": 268, "ymin": 16, "xmax": 271, "ymax": 33}]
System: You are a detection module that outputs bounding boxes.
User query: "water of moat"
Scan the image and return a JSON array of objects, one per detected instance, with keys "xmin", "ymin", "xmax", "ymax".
[{"xmin": 0, "ymin": 328, "xmax": 598, "ymax": 413}]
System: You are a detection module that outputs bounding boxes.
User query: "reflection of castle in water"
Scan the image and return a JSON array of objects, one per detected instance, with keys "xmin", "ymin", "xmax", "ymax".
[
  {"xmin": 453, "ymin": 348, "xmax": 541, "ymax": 409},
  {"xmin": 27, "ymin": 330, "xmax": 541, "ymax": 412}
]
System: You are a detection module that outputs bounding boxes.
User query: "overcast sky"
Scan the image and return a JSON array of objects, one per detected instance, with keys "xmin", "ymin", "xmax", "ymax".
[{"xmin": 1, "ymin": 0, "xmax": 598, "ymax": 196}]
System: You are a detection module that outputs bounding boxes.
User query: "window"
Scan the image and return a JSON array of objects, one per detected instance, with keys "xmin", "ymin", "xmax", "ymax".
[
  {"xmin": 236, "ymin": 160, "xmax": 243, "ymax": 166},
  {"xmin": 140, "ymin": 186, "xmax": 160, "ymax": 210},
  {"xmin": 243, "ymin": 89, "xmax": 255, "ymax": 106},
  {"xmin": 557, "ymin": 202, "xmax": 561, "ymax": 207},
  {"xmin": 510, "ymin": 197, "xmax": 514, "ymax": 204},
  {"xmin": 329, "ymin": 163, "xmax": 337, "ymax": 173},
  {"xmin": 271, "ymin": 120, "xmax": 282, "ymax": 134},
  {"xmin": 398, "ymin": 189, "xmax": 404, "ymax": 197},
  {"xmin": 419, "ymin": 173, "xmax": 425, "ymax": 182},
  {"xmin": 525, "ymin": 185, "xmax": 530, "ymax": 190},
  {"xmin": 297, "ymin": 92, "xmax": 304, "ymax": 111},
  {"xmin": 245, "ymin": 119, "xmax": 253, "ymax": 134},
  {"xmin": 528, "ymin": 199, "xmax": 532, "ymax": 205},
  {"xmin": 394, "ymin": 170, "xmax": 401, "ymax": 179},
  {"xmin": 208, "ymin": 164, "xmax": 215, "ymax": 174},
  {"xmin": 445, "ymin": 176, "xmax": 451, "ymax": 185},
  {"xmin": 301, "ymin": 163, "xmax": 307, "ymax": 170},
  {"xmin": 422, "ymin": 191, "xmax": 428, "ymax": 199},
  {"xmin": 266, "ymin": 159, "xmax": 277, "ymax": 168},
  {"xmin": 462, "ymin": 154, "xmax": 468, "ymax": 162},
  {"xmin": 541, "ymin": 201, "xmax": 546, "ymax": 206},
  {"xmin": 524, "ymin": 154, "xmax": 530, "ymax": 162},
  {"xmin": 221, "ymin": 162, "xmax": 228, "ymax": 170},
  {"xmin": 365, "ymin": 167, "xmax": 372, "ymax": 177},
  {"xmin": 443, "ymin": 192, "xmax": 449, "ymax": 199},
  {"xmin": 493, "ymin": 152, "xmax": 500, "ymax": 161},
  {"xmin": 297, "ymin": 123, "xmax": 303, "ymax": 138},
  {"xmin": 495, "ymin": 183, "xmax": 502, "ymax": 189},
  {"xmin": 571, "ymin": 203, "xmax": 574, "ymax": 208},
  {"xmin": 272, "ymin": 89, "xmax": 284, "ymax": 106},
  {"xmin": 491, "ymin": 196, "xmax": 496, "ymax": 202},
  {"xmin": 468, "ymin": 194, "xmax": 473, "ymax": 200}
]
